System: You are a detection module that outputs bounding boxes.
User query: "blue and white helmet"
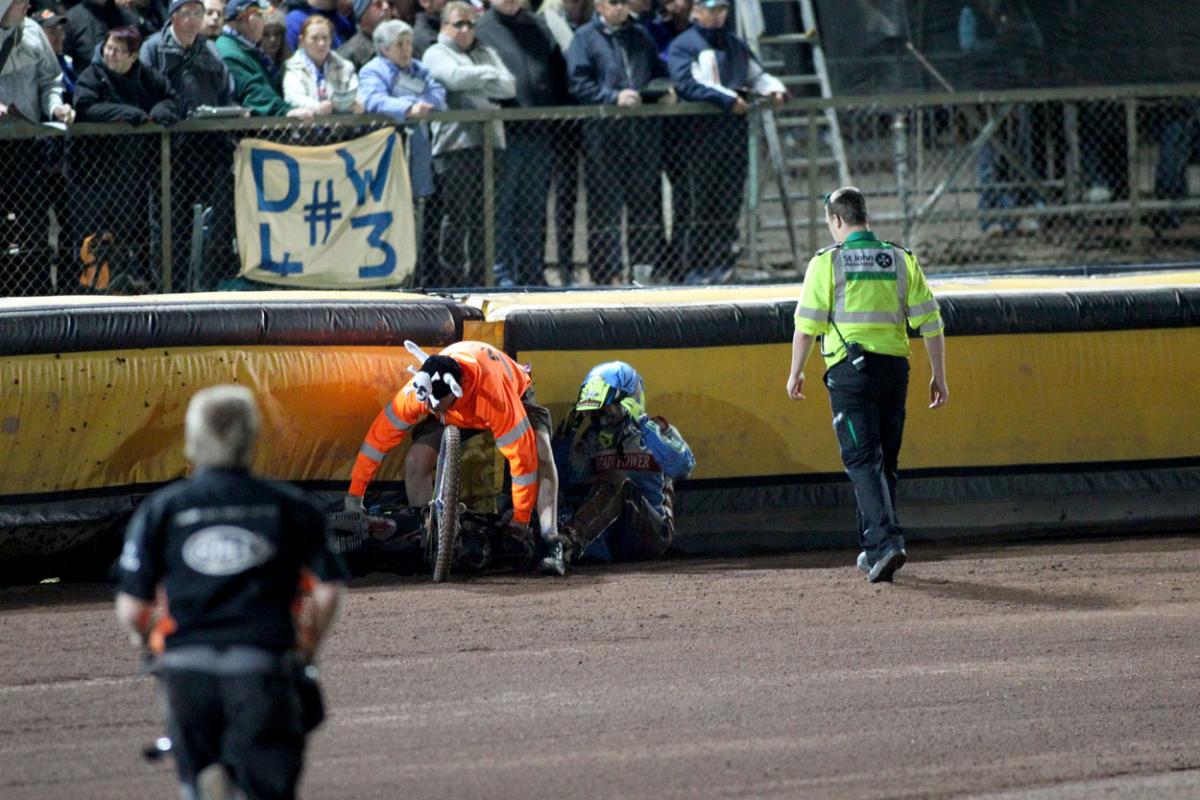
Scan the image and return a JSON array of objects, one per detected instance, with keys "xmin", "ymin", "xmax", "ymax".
[{"xmin": 573, "ymin": 361, "xmax": 645, "ymax": 413}]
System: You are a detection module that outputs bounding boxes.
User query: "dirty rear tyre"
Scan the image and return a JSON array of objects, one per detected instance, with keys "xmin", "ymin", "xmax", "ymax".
[{"xmin": 431, "ymin": 425, "xmax": 461, "ymax": 583}]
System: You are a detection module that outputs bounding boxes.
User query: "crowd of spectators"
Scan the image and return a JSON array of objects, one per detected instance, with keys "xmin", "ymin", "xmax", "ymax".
[
  {"xmin": 4, "ymin": 0, "xmax": 1200, "ymax": 295},
  {"xmin": 1, "ymin": 0, "xmax": 791, "ymax": 294}
]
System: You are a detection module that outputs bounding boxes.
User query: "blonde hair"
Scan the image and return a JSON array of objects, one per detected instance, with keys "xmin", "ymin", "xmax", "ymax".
[
  {"xmin": 439, "ymin": 1, "xmax": 474, "ymax": 23},
  {"xmin": 184, "ymin": 385, "xmax": 261, "ymax": 469}
]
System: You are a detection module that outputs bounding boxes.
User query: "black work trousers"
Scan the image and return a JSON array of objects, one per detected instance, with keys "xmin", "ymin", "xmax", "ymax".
[
  {"xmin": 824, "ymin": 353, "xmax": 910, "ymax": 559},
  {"xmin": 581, "ymin": 117, "xmax": 666, "ymax": 284},
  {"xmin": 163, "ymin": 667, "xmax": 306, "ymax": 800},
  {"xmin": 433, "ymin": 148, "xmax": 487, "ymax": 287}
]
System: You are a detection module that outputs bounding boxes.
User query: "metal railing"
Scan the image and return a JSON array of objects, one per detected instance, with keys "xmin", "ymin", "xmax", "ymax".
[{"xmin": 3, "ymin": 83, "xmax": 1199, "ymax": 296}]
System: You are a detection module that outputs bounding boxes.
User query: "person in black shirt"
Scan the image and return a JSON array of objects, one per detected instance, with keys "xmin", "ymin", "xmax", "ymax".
[{"xmin": 115, "ymin": 384, "xmax": 347, "ymax": 800}]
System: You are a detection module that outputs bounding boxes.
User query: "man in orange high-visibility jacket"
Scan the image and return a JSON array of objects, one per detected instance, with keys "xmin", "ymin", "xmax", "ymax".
[{"xmin": 346, "ymin": 340, "xmax": 569, "ymax": 575}]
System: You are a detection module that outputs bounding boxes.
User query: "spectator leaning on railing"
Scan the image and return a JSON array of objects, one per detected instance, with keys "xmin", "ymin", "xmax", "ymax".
[
  {"xmin": 0, "ymin": 0, "xmax": 73, "ymax": 123},
  {"xmin": 475, "ymin": 0, "xmax": 568, "ymax": 287},
  {"xmin": 76, "ymin": 25, "xmax": 178, "ymax": 124},
  {"xmin": 423, "ymin": 0, "xmax": 516, "ymax": 286},
  {"xmin": 217, "ymin": 0, "xmax": 313, "ymax": 116},
  {"xmin": 0, "ymin": 0, "xmax": 73, "ymax": 297},
  {"xmin": 74, "ymin": 26, "xmax": 178, "ymax": 293},
  {"xmin": 566, "ymin": 0, "xmax": 670, "ymax": 285},
  {"xmin": 667, "ymin": 0, "xmax": 785, "ymax": 284},
  {"xmin": 30, "ymin": 3, "xmax": 79, "ymax": 297},
  {"xmin": 359, "ymin": 18, "xmax": 445, "ymax": 282},
  {"xmin": 283, "ymin": 14, "xmax": 360, "ymax": 112},
  {"xmin": 539, "ymin": 0, "xmax": 590, "ymax": 286},
  {"xmin": 141, "ymin": 0, "xmax": 235, "ymax": 117},
  {"xmin": 338, "ymin": 0, "xmax": 393, "ymax": 69}
]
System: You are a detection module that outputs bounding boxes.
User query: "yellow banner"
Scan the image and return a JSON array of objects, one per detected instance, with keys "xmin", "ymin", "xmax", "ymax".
[{"xmin": 234, "ymin": 128, "xmax": 415, "ymax": 288}]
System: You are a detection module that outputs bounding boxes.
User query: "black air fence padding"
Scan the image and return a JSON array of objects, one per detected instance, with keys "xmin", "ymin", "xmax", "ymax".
[
  {"xmin": 501, "ymin": 285, "xmax": 1200, "ymax": 353},
  {"xmin": 0, "ymin": 295, "xmax": 483, "ymax": 357}
]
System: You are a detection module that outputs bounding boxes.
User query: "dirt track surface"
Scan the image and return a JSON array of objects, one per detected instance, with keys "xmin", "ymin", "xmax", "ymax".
[{"xmin": 2, "ymin": 534, "xmax": 1199, "ymax": 799}]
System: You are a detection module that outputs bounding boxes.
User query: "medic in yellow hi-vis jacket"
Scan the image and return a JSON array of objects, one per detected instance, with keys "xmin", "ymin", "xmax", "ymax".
[
  {"xmin": 346, "ymin": 340, "xmax": 567, "ymax": 573},
  {"xmin": 787, "ymin": 186, "xmax": 948, "ymax": 585}
]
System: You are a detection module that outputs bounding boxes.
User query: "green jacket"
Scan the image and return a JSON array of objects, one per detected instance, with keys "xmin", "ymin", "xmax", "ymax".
[
  {"xmin": 214, "ymin": 33, "xmax": 292, "ymax": 117},
  {"xmin": 794, "ymin": 230, "xmax": 943, "ymax": 368}
]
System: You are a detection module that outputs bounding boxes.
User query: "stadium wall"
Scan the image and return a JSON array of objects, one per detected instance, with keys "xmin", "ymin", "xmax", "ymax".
[{"xmin": 1, "ymin": 274, "xmax": 1198, "ymax": 580}]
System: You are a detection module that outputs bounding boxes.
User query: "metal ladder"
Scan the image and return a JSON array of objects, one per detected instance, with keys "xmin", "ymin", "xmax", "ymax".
[{"xmin": 737, "ymin": 0, "xmax": 850, "ymax": 274}]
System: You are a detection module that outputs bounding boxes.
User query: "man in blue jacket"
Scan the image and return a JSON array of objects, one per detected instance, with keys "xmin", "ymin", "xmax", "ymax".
[
  {"xmin": 566, "ymin": 0, "xmax": 669, "ymax": 285},
  {"xmin": 666, "ymin": 0, "xmax": 785, "ymax": 284},
  {"xmin": 358, "ymin": 18, "xmax": 446, "ymax": 285},
  {"xmin": 475, "ymin": 0, "xmax": 567, "ymax": 286},
  {"xmin": 548, "ymin": 361, "xmax": 695, "ymax": 574}
]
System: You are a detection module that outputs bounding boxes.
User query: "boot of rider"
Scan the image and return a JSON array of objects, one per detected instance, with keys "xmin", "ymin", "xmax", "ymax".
[
  {"xmin": 538, "ymin": 478, "xmax": 627, "ymax": 576},
  {"xmin": 612, "ymin": 491, "xmax": 673, "ymax": 561},
  {"xmin": 565, "ymin": 478, "xmax": 629, "ymax": 554}
]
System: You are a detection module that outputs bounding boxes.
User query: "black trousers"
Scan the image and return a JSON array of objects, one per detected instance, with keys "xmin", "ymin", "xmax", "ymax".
[
  {"xmin": 433, "ymin": 148, "xmax": 487, "ymax": 287},
  {"xmin": 668, "ymin": 115, "xmax": 747, "ymax": 276},
  {"xmin": 550, "ymin": 119, "xmax": 583, "ymax": 273},
  {"xmin": 495, "ymin": 123, "xmax": 553, "ymax": 286},
  {"xmin": 163, "ymin": 667, "xmax": 306, "ymax": 800},
  {"xmin": 824, "ymin": 353, "xmax": 910, "ymax": 559},
  {"xmin": 582, "ymin": 118, "xmax": 666, "ymax": 284}
]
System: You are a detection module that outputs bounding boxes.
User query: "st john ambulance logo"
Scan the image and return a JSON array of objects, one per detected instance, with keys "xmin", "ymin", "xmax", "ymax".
[
  {"xmin": 875, "ymin": 252, "xmax": 893, "ymax": 269},
  {"xmin": 182, "ymin": 526, "xmax": 275, "ymax": 576}
]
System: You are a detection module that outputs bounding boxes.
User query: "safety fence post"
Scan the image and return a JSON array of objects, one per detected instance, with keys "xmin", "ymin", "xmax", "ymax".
[
  {"xmin": 160, "ymin": 129, "xmax": 172, "ymax": 293},
  {"xmin": 806, "ymin": 106, "xmax": 820, "ymax": 259},
  {"xmin": 1125, "ymin": 98, "xmax": 1143, "ymax": 255},
  {"xmin": 483, "ymin": 120, "xmax": 496, "ymax": 288},
  {"xmin": 893, "ymin": 111, "xmax": 910, "ymax": 242}
]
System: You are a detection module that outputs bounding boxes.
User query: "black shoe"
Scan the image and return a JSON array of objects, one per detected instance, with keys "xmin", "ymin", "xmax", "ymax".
[
  {"xmin": 537, "ymin": 542, "xmax": 568, "ymax": 576},
  {"xmin": 868, "ymin": 547, "xmax": 906, "ymax": 583}
]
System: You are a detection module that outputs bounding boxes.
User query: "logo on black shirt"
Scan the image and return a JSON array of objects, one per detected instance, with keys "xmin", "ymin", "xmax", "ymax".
[{"xmin": 182, "ymin": 525, "xmax": 276, "ymax": 576}]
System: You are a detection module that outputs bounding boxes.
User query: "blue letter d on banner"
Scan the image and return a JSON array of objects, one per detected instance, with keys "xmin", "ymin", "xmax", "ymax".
[{"xmin": 252, "ymin": 149, "xmax": 300, "ymax": 212}]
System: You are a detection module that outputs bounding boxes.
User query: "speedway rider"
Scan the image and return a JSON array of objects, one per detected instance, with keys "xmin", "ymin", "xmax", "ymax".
[
  {"xmin": 345, "ymin": 340, "xmax": 569, "ymax": 573},
  {"xmin": 551, "ymin": 361, "xmax": 694, "ymax": 572}
]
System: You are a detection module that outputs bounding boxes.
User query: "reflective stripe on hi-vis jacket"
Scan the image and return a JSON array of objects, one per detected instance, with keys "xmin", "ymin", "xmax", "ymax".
[
  {"xmin": 348, "ymin": 341, "xmax": 541, "ymax": 524},
  {"xmin": 793, "ymin": 230, "xmax": 943, "ymax": 368}
]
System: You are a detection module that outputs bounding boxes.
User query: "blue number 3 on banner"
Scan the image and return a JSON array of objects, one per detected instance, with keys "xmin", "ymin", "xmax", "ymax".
[{"xmin": 351, "ymin": 212, "xmax": 396, "ymax": 279}]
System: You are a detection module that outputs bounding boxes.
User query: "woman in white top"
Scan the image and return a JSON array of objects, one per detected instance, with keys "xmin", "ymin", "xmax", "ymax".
[{"xmin": 282, "ymin": 14, "xmax": 362, "ymax": 113}]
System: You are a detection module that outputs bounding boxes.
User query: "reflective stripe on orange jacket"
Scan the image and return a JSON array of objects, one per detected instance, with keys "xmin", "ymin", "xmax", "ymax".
[{"xmin": 348, "ymin": 341, "xmax": 540, "ymax": 524}]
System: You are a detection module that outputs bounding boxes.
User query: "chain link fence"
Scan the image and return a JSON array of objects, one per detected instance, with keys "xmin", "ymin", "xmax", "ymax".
[
  {"xmin": 762, "ymin": 85, "xmax": 1200, "ymax": 277},
  {"xmin": 3, "ymin": 84, "xmax": 1199, "ymax": 297}
]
